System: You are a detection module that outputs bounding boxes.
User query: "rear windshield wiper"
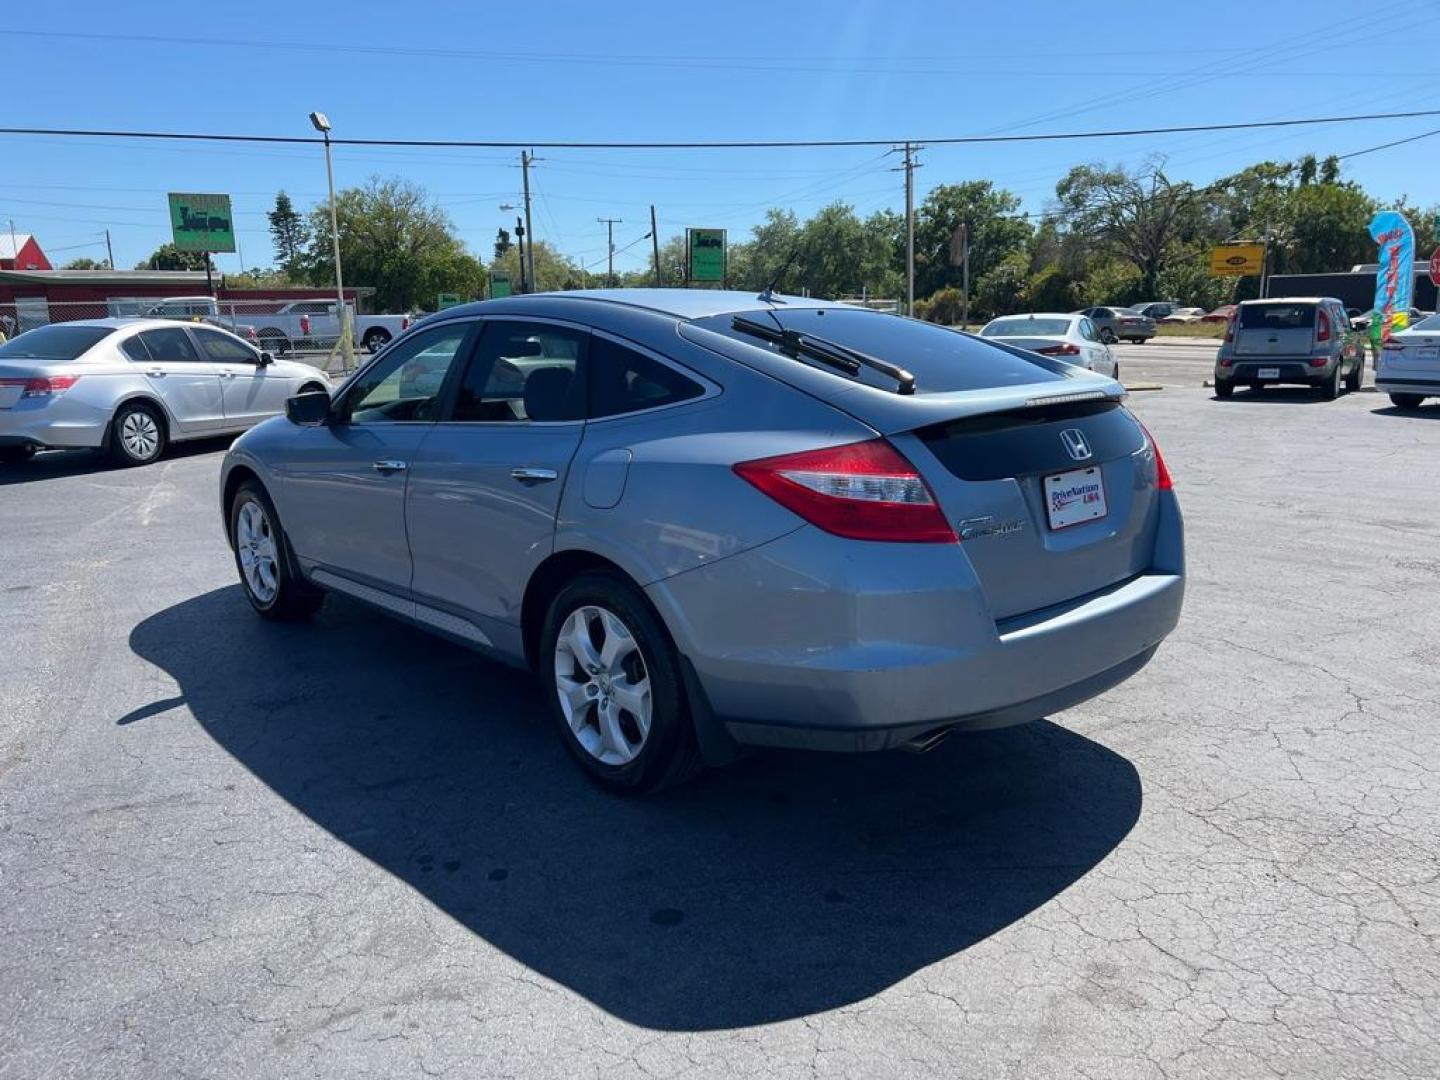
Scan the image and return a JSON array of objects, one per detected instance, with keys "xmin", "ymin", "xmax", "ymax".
[{"xmin": 730, "ymin": 315, "xmax": 916, "ymax": 395}]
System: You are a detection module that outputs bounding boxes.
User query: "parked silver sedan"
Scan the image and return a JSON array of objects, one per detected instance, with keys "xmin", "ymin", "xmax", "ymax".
[
  {"xmin": 980, "ymin": 313, "xmax": 1120, "ymax": 379},
  {"xmin": 219, "ymin": 290, "xmax": 1183, "ymax": 793},
  {"xmin": 1076, "ymin": 306, "xmax": 1156, "ymax": 344},
  {"xmin": 0, "ymin": 319, "xmax": 331, "ymax": 465}
]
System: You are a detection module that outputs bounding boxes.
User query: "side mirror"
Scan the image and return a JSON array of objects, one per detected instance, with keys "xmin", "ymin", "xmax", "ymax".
[
  {"xmin": 257, "ymin": 351, "xmax": 274, "ymax": 367},
  {"xmin": 285, "ymin": 391, "xmax": 332, "ymax": 427}
]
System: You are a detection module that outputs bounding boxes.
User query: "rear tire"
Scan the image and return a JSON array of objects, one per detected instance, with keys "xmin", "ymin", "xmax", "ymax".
[
  {"xmin": 1390, "ymin": 392, "xmax": 1425, "ymax": 410},
  {"xmin": 1319, "ymin": 364, "xmax": 1341, "ymax": 401},
  {"xmin": 539, "ymin": 572, "xmax": 701, "ymax": 794},
  {"xmin": 0, "ymin": 445, "xmax": 36, "ymax": 464},
  {"xmin": 228, "ymin": 480, "xmax": 325, "ymax": 621},
  {"xmin": 258, "ymin": 331, "xmax": 292, "ymax": 357},
  {"xmin": 1344, "ymin": 356, "xmax": 1363, "ymax": 393},
  {"xmin": 363, "ymin": 328, "xmax": 391, "ymax": 354},
  {"xmin": 1214, "ymin": 380, "xmax": 1234, "ymax": 399},
  {"xmin": 109, "ymin": 401, "xmax": 167, "ymax": 466}
]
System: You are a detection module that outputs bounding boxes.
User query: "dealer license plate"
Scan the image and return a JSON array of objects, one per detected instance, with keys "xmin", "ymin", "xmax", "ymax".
[
  {"xmin": 1044, "ymin": 467, "xmax": 1108, "ymax": 530},
  {"xmin": 1257, "ymin": 367, "xmax": 1280, "ymax": 379}
]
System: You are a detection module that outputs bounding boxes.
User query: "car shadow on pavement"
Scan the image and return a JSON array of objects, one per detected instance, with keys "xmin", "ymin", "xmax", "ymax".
[
  {"xmin": 128, "ymin": 586, "xmax": 1142, "ymax": 1032},
  {"xmin": 1371, "ymin": 404, "xmax": 1440, "ymax": 420},
  {"xmin": 0, "ymin": 438, "xmax": 232, "ymax": 486},
  {"xmin": 1214, "ymin": 387, "xmax": 1332, "ymax": 405}
]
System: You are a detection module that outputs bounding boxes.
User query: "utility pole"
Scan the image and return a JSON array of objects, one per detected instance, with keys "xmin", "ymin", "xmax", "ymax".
[
  {"xmin": 898, "ymin": 143, "xmax": 921, "ymax": 317},
  {"xmin": 515, "ymin": 215, "xmax": 528, "ymax": 294},
  {"xmin": 105, "ymin": 229, "xmax": 115, "ymax": 270},
  {"xmin": 960, "ymin": 223, "xmax": 970, "ymax": 329},
  {"xmin": 650, "ymin": 204, "xmax": 662, "ymax": 286},
  {"xmin": 521, "ymin": 150, "xmax": 537, "ymax": 293},
  {"xmin": 597, "ymin": 216, "xmax": 622, "ymax": 287},
  {"xmin": 308, "ymin": 110, "xmax": 354, "ymax": 371}
]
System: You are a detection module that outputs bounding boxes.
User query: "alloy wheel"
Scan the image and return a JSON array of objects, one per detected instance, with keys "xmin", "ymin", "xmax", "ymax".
[
  {"xmin": 235, "ymin": 499, "xmax": 280, "ymax": 605},
  {"xmin": 120, "ymin": 410, "xmax": 160, "ymax": 461},
  {"xmin": 553, "ymin": 605, "xmax": 653, "ymax": 766}
]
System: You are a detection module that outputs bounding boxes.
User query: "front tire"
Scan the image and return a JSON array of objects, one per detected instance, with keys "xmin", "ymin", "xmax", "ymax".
[
  {"xmin": 1100, "ymin": 327, "xmax": 1117, "ymax": 344},
  {"xmin": 229, "ymin": 480, "xmax": 325, "ymax": 621},
  {"xmin": 1390, "ymin": 392, "xmax": 1425, "ymax": 410},
  {"xmin": 110, "ymin": 401, "xmax": 167, "ymax": 466},
  {"xmin": 539, "ymin": 572, "xmax": 701, "ymax": 794}
]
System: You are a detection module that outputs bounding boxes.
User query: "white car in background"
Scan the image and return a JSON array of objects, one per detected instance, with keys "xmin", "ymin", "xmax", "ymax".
[
  {"xmin": 1160, "ymin": 307, "xmax": 1208, "ymax": 324},
  {"xmin": 1377, "ymin": 312, "xmax": 1440, "ymax": 409},
  {"xmin": 0, "ymin": 319, "xmax": 330, "ymax": 466},
  {"xmin": 978, "ymin": 313, "xmax": 1119, "ymax": 379}
]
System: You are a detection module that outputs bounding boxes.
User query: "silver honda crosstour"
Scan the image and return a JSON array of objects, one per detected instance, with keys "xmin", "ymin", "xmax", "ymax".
[{"xmin": 219, "ymin": 290, "xmax": 1184, "ymax": 792}]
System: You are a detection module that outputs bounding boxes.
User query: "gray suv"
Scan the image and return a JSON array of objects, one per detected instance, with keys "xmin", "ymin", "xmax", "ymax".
[
  {"xmin": 1215, "ymin": 297, "xmax": 1366, "ymax": 399},
  {"xmin": 220, "ymin": 290, "xmax": 1184, "ymax": 792}
]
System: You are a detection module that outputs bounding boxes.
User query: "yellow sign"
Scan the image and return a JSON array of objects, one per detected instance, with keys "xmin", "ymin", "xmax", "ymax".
[{"xmin": 1210, "ymin": 244, "xmax": 1265, "ymax": 276}]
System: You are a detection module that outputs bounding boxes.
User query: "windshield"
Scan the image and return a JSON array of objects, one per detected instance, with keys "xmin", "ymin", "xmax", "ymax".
[
  {"xmin": 693, "ymin": 307, "xmax": 1070, "ymax": 394},
  {"xmin": 0, "ymin": 325, "xmax": 115, "ymax": 361},
  {"xmin": 1239, "ymin": 303, "xmax": 1314, "ymax": 330},
  {"xmin": 982, "ymin": 317, "xmax": 1073, "ymax": 337}
]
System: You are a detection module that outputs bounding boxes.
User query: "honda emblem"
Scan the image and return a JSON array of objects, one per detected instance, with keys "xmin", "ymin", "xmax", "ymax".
[{"xmin": 1059, "ymin": 428, "xmax": 1092, "ymax": 462}]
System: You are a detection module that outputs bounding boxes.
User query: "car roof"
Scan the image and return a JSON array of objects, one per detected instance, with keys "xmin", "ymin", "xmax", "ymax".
[
  {"xmin": 987, "ymin": 312, "xmax": 1078, "ymax": 321},
  {"xmin": 434, "ymin": 288, "xmax": 850, "ymax": 322},
  {"xmin": 1239, "ymin": 297, "xmax": 1333, "ymax": 305},
  {"xmin": 23, "ymin": 317, "xmax": 238, "ymax": 334}
]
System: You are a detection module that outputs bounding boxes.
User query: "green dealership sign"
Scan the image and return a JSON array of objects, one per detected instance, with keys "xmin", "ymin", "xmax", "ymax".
[
  {"xmin": 687, "ymin": 228, "xmax": 727, "ymax": 283},
  {"xmin": 437, "ymin": 292, "xmax": 464, "ymax": 309},
  {"xmin": 167, "ymin": 193, "xmax": 236, "ymax": 253},
  {"xmin": 489, "ymin": 271, "xmax": 512, "ymax": 299}
]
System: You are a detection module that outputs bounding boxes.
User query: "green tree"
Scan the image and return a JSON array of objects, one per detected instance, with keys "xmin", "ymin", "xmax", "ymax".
[
  {"xmin": 489, "ymin": 240, "xmax": 588, "ymax": 293},
  {"xmin": 913, "ymin": 181, "xmax": 1032, "ymax": 299},
  {"xmin": 135, "ymin": 244, "xmax": 212, "ymax": 271},
  {"xmin": 267, "ymin": 191, "xmax": 308, "ymax": 275},
  {"xmin": 300, "ymin": 177, "xmax": 478, "ymax": 312},
  {"xmin": 62, "ymin": 257, "xmax": 103, "ymax": 270},
  {"xmin": 1026, "ymin": 263, "xmax": 1077, "ymax": 312},
  {"xmin": 972, "ymin": 251, "xmax": 1031, "ymax": 319},
  {"xmin": 1051, "ymin": 159, "xmax": 1204, "ymax": 298}
]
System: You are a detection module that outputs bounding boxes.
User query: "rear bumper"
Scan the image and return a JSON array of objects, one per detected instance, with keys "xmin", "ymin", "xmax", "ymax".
[
  {"xmin": 0, "ymin": 398, "xmax": 110, "ymax": 449},
  {"xmin": 647, "ymin": 494, "xmax": 1184, "ymax": 750},
  {"xmin": 1218, "ymin": 357, "xmax": 1334, "ymax": 384},
  {"xmin": 1376, "ymin": 376, "xmax": 1440, "ymax": 396}
]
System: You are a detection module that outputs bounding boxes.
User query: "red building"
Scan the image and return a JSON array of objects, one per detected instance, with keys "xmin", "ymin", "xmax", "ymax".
[{"xmin": 0, "ymin": 233, "xmax": 52, "ymax": 271}]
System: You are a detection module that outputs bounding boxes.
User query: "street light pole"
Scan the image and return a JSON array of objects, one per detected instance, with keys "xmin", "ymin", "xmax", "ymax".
[{"xmin": 310, "ymin": 111, "xmax": 354, "ymax": 371}]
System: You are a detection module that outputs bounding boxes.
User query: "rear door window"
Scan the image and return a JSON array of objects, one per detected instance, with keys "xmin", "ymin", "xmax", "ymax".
[
  {"xmin": 1240, "ymin": 304, "xmax": 1315, "ymax": 330},
  {"xmin": 696, "ymin": 308, "xmax": 1070, "ymax": 393},
  {"xmin": 119, "ymin": 335, "xmax": 152, "ymax": 362},
  {"xmin": 138, "ymin": 327, "xmax": 203, "ymax": 362},
  {"xmin": 588, "ymin": 336, "xmax": 704, "ymax": 419}
]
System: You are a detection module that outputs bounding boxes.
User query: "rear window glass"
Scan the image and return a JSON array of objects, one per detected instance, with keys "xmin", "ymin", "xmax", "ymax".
[
  {"xmin": 1407, "ymin": 313, "xmax": 1440, "ymax": 332},
  {"xmin": 982, "ymin": 317, "xmax": 1073, "ymax": 337},
  {"xmin": 0, "ymin": 324, "xmax": 114, "ymax": 361},
  {"xmin": 1240, "ymin": 304, "xmax": 1315, "ymax": 329},
  {"xmin": 693, "ymin": 308, "xmax": 1068, "ymax": 394}
]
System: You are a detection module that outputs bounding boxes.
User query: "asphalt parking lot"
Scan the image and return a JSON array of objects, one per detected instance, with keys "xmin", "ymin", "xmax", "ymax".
[{"xmin": 3, "ymin": 383, "xmax": 1438, "ymax": 1079}]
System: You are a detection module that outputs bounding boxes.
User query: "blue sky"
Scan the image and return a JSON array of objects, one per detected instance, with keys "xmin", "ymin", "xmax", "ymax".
[{"xmin": 5, "ymin": 0, "xmax": 1439, "ymax": 277}]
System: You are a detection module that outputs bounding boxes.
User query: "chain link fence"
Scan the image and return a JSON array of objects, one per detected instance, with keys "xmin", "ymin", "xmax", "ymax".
[{"xmin": 0, "ymin": 298, "xmax": 404, "ymax": 374}]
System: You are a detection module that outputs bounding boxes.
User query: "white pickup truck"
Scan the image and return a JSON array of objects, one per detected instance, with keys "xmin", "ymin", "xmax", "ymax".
[{"xmin": 248, "ymin": 300, "xmax": 413, "ymax": 354}]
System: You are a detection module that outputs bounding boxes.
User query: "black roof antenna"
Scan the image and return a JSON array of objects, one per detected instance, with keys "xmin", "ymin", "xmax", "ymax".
[{"xmin": 757, "ymin": 246, "xmax": 801, "ymax": 304}]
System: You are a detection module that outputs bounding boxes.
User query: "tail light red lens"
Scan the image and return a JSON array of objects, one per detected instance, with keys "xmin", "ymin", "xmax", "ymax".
[
  {"xmin": 0, "ymin": 375, "xmax": 80, "ymax": 397},
  {"xmin": 1316, "ymin": 308, "xmax": 1331, "ymax": 342},
  {"xmin": 1136, "ymin": 420, "xmax": 1173, "ymax": 491},
  {"xmin": 733, "ymin": 438, "xmax": 957, "ymax": 543},
  {"xmin": 1308, "ymin": 356, "xmax": 1328, "ymax": 367},
  {"xmin": 1218, "ymin": 357, "xmax": 1234, "ymax": 368},
  {"xmin": 1037, "ymin": 343, "xmax": 1081, "ymax": 356},
  {"xmin": 1223, "ymin": 317, "xmax": 1236, "ymax": 342},
  {"xmin": 402, "ymin": 317, "xmax": 411, "ymax": 331}
]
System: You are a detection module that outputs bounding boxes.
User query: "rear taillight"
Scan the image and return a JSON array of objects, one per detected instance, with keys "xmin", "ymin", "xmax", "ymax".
[
  {"xmin": 246, "ymin": 327, "xmax": 258, "ymax": 342},
  {"xmin": 402, "ymin": 316, "xmax": 411, "ymax": 331},
  {"xmin": 0, "ymin": 375, "xmax": 80, "ymax": 397},
  {"xmin": 733, "ymin": 438, "xmax": 957, "ymax": 543},
  {"xmin": 1218, "ymin": 357, "xmax": 1234, "ymax": 367},
  {"xmin": 1316, "ymin": 308, "xmax": 1331, "ymax": 342},
  {"xmin": 1308, "ymin": 356, "xmax": 1328, "ymax": 367},
  {"xmin": 1037, "ymin": 343, "xmax": 1081, "ymax": 356},
  {"xmin": 1382, "ymin": 340, "xmax": 1406, "ymax": 351},
  {"xmin": 1223, "ymin": 316, "xmax": 1236, "ymax": 343},
  {"xmin": 300, "ymin": 314, "xmax": 312, "ymax": 336},
  {"xmin": 1136, "ymin": 420, "xmax": 1173, "ymax": 491}
]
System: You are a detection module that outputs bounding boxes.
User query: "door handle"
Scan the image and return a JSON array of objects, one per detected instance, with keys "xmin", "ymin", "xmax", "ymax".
[
  {"xmin": 372, "ymin": 460, "xmax": 408, "ymax": 473},
  {"xmin": 511, "ymin": 467, "xmax": 558, "ymax": 484},
  {"xmin": 146, "ymin": 368, "xmax": 165, "ymax": 377}
]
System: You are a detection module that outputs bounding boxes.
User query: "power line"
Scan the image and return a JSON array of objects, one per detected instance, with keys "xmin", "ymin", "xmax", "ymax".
[
  {"xmin": 1338, "ymin": 126, "xmax": 1440, "ymax": 161},
  {"xmin": 3, "ymin": 108, "xmax": 1440, "ymax": 150}
]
